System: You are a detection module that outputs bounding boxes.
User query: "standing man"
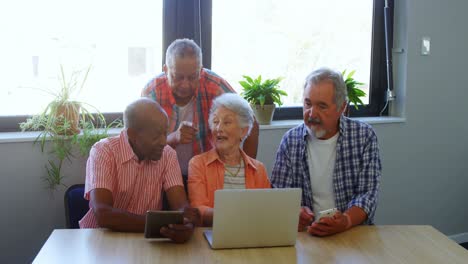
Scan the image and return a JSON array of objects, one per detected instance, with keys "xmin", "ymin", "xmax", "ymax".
[
  {"xmin": 271, "ymin": 68, "xmax": 381, "ymax": 237},
  {"xmin": 142, "ymin": 38, "xmax": 259, "ymax": 178}
]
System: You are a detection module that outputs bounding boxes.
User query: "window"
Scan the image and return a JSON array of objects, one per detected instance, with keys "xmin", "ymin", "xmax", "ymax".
[
  {"xmin": 213, "ymin": 0, "xmax": 372, "ymax": 105},
  {"xmin": 211, "ymin": 0, "xmax": 390, "ymax": 118},
  {"xmin": 1, "ymin": 0, "xmax": 391, "ymax": 131},
  {"xmin": 0, "ymin": 0, "xmax": 163, "ymax": 130}
]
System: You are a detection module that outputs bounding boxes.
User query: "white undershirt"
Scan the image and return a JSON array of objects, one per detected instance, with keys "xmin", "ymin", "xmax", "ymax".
[
  {"xmin": 306, "ymin": 131, "xmax": 339, "ymax": 216},
  {"xmin": 174, "ymin": 99, "xmax": 194, "ymax": 175},
  {"xmin": 223, "ymin": 160, "xmax": 246, "ymax": 189}
]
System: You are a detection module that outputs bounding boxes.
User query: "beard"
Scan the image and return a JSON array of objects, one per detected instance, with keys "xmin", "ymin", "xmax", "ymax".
[
  {"xmin": 306, "ymin": 125, "xmax": 326, "ymax": 139},
  {"xmin": 305, "ymin": 117, "xmax": 326, "ymax": 139}
]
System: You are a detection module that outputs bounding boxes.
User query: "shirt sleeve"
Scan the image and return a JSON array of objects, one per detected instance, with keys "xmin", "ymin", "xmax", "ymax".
[
  {"xmin": 256, "ymin": 162, "xmax": 272, "ymax": 188},
  {"xmin": 162, "ymin": 147, "xmax": 184, "ymax": 191},
  {"xmin": 270, "ymin": 134, "xmax": 294, "ymax": 188},
  {"xmin": 347, "ymin": 128, "xmax": 382, "ymax": 224},
  {"xmin": 141, "ymin": 78, "xmax": 156, "ymax": 99},
  {"xmin": 218, "ymin": 77, "xmax": 236, "ymax": 93},
  {"xmin": 187, "ymin": 156, "xmax": 212, "ymax": 223},
  {"xmin": 84, "ymin": 142, "xmax": 116, "ymax": 200}
]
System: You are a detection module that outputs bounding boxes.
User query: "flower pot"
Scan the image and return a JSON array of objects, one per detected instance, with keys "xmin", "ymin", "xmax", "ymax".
[
  {"xmin": 51, "ymin": 101, "xmax": 81, "ymax": 135},
  {"xmin": 251, "ymin": 104, "xmax": 276, "ymax": 125}
]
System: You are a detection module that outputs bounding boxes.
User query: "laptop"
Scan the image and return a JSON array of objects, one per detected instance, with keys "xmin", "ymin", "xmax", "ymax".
[{"xmin": 204, "ymin": 188, "xmax": 302, "ymax": 249}]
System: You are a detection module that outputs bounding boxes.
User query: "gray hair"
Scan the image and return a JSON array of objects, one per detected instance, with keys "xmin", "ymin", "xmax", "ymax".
[
  {"xmin": 209, "ymin": 93, "xmax": 254, "ymax": 141},
  {"xmin": 165, "ymin": 38, "xmax": 202, "ymax": 70},
  {"xmin": 304, "ymin": 67, "xmax": 347, "ymax": 109}
]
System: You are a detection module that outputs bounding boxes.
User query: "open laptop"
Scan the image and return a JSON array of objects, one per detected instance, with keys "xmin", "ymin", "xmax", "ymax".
[{"xmin": 204, "ymin": 188, "xmax": 302, "ymax": 249}]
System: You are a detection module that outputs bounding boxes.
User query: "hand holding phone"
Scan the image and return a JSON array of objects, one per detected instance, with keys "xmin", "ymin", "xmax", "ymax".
[{"xmin": 315, "ymin": 208, "xmax": 338, "ymax": 223}]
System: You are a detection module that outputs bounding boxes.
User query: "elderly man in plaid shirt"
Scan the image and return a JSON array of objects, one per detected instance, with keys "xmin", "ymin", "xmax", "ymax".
[
  {"xmin": 142, "ymin": 39, "xmax": 259, "ymax": 180},
  {"xmin": 271, "ymin": 68, "xmax": 381, "ymax": 237}
]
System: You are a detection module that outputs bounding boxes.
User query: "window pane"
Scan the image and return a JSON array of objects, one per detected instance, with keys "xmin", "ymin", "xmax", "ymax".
[
  {"xmin": 0, "ymin": 0, "xmax": 162, "ymax": 116},
  {"xmin": 212, "ymin": 0, "xmax": 373, "ymax": 106}
]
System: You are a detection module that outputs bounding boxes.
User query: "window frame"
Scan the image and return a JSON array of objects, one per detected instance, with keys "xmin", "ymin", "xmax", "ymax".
[
  {"xmin": 273, "ymin": 0, "xmax": 391, "ymax": 119},
  {"xmin": 0, "ymin": 0, "xmax": 391, "ymax": 132}
]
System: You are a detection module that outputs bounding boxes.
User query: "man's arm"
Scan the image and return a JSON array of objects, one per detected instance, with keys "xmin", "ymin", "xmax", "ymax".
[
  {"xmin": 90, "ymin": 188, "xmax": 145, "ymax": 232},
  {"xmin": 270, "ymin": 134, "xmax": 293, "ymax": 188},
  {"xmin": 243, "ymin": 119, "xmax": 259, "ymax": 158},
  {"xmin": 165, "ymin": 185, "xmax": 189, "ymax": 210},
  {"xmin": 346, "ymin": 128, "xmax": 382, "ymax": 223},
  {"xmin": 160, "ymin": 185, "xmax": 200, "ymax": 243}
]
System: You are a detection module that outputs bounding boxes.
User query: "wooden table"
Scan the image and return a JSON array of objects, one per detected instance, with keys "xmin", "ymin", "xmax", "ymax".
[{"xmin": 33, "ymin": 226, "xmax": 468, "ymax": 264}]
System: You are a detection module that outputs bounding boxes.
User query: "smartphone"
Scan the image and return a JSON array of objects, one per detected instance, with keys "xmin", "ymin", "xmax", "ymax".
[
  {"xmin": 144, "ymin": 211, "xmax": 184, "ymax": 238},
  {"xmin": 315, "ymin": 208, "xmax": 338, "ymax": 223}
]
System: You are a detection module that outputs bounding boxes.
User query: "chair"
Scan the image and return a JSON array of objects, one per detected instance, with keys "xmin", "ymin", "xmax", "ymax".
[{"xmin": 64, "ymin": 184, "xmax": 89, "ymax": 228}]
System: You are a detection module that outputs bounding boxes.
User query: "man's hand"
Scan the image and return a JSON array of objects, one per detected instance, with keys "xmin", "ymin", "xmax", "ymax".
[
  {"xmin": 167, "ymin": 121, "xmax": 198, "ymax": 147},
  {"xmin": 307, "ymin": 211, "xmax": 350, "ymax": 236},
  {"xmin": 160, "ymin": 218, "xmax": 195, "ymax": 243},
  {"xmin": 183, "ymin": 207, "xmax": 201, "ymax": 227},
  {"xmin": 298, "ymin": 206, "xmax": 314, "ymax": 232}
]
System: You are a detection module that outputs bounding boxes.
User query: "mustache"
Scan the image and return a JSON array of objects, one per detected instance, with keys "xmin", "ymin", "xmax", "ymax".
[{"xmin": 307, "ymin": 117, "xmax": 322, "ymax": 125}]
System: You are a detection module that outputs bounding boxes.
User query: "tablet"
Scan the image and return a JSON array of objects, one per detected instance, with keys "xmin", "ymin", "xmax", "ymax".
[{"xmin": 144, "ymin": 211, "xmax": 184, "ymax": 238}]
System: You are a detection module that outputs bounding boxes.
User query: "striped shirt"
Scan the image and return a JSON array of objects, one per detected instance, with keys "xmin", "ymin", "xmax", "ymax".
[
  {"xmin": 141, "ymin": 68, "xmax": 235, "ymax": 158},
  {"xmin": 79, "ymin": 130, "xmax": 183, "ymax": 228},
  {"xmin": 223, "ymin": 160, "xmax": 246, "ymax": 189},
  {"xmin": 270, "ymin": 116, "xmax": 382, "ymax": 224}
]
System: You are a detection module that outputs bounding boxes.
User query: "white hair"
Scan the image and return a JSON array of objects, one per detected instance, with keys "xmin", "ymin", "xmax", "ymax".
[
  {"xmin": 165, "ymin": 38, "xmax": 202, "ymax": 70},
  {"xmin": 304, "ymin": 67, "xmax": 348, "ymax": 109},
  {"xmin": 209, "ymin": 93, "xmax": 254, "ymax": 141}
]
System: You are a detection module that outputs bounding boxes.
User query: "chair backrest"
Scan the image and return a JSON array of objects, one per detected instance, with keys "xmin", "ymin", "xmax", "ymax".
[{"xmin": 64, "ymin": 184, "xmax": 89, "ymax": 229}]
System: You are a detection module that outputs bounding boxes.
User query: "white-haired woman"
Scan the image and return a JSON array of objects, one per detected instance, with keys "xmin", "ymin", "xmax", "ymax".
[{"xmin": 188, "ymin": 93, "xmax": 271, "ymax": 226}]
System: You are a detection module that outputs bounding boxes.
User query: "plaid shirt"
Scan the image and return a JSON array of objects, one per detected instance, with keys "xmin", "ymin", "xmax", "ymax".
[
  {"xmin": 142, "ymin": 68, "xmax": 235, "ymax": 156},
  {"xmin": 270, "ymin": 116, "xmax": 382, "ymax": 224}
]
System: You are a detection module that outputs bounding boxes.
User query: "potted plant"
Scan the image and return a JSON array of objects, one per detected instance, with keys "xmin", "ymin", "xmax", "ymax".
[
  {"xmin": 239, "ymin": 75, "xmax": 287, "ymax": 125},
  {"xmin": 343, "ymin": 70, "xmax": 367, "ymax": 111},
  {"xmin": 19, "ymin": 65, "xmax": 122, "ymax": 190}
]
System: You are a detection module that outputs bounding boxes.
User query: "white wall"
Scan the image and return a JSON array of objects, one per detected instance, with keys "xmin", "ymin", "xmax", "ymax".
[{"xmin": 2, "ymin": 0, "xmax": 468, "ymax": 262}]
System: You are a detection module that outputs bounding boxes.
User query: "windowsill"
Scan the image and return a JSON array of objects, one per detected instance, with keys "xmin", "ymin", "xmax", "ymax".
[
  {"xmin": 260, "ymin": 116, "xmax": 406, "ymax": 130},
  {"xmin": 0, "ymin": 128, "xmax": 123, "ymax": 144},
  {"xmin": 0, "ymin": 117, "xmax": 406, "ymax": 143}
]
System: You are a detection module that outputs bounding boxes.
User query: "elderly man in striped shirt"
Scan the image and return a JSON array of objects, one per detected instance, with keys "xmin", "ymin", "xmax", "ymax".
[
  {"xmin": 79, "ymin": 98, "xmax": 199, "ymax": 243},
  {"xmin": 271, "ymin": 68, "xmax": 382, "ymax": 237}
]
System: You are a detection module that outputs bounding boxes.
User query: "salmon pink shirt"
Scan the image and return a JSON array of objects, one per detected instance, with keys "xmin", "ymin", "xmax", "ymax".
[{"xmin": 79, "ymin": 130, "xmax": 183, "ymax": 228}]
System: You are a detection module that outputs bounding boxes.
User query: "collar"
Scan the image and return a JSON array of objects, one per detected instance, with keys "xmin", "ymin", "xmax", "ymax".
[
  {"xmin": 338, "ymin": 115, "xmax": 348, "ymax": 135},
  {"xmin": 118, "ymin": 129, "xmax": 147, "ymax": 164},
  {"xmin": 204, "ymin": 148, "xmax": 258, "ymax": 171}
]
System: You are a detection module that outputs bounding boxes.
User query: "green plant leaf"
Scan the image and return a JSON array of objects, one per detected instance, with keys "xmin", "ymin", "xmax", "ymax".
[
  {"xmin": 242, "ymin": 75, "xmax": 253, "ymax": 84},
  {"xmin": 239, "ymin": 75, "xmax": 286, "ymax": 106}
]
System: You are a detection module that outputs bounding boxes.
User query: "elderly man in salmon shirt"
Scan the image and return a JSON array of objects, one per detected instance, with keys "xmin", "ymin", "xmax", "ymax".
[{"xmin": 79, "ymin": 98, "xmax": 200, "ymax": 243}]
